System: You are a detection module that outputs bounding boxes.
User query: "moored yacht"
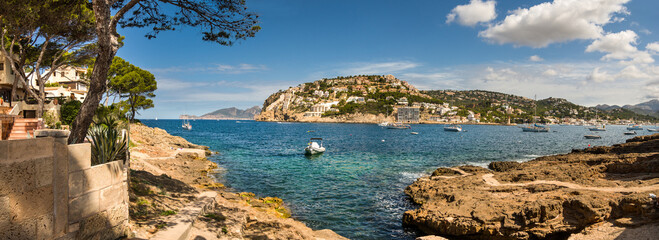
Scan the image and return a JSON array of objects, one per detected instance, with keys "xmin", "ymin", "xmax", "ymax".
[{"xmin": 443, "ymin": 124, "xmax": 462, "ymax": 132}]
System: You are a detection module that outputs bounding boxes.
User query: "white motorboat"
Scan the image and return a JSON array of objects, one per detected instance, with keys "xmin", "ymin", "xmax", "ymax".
[
  {"xmin": 588, "ymin": 125, "xmax": 606, "ymax": 131},
  {"xmin": 626, "ymin": 124, "xmax": 643, "ymax": 130},
  {"xmin": 624, "ymin": 131, "xmax": 637, "ymax": 135},
  {"xmin": 410, "ymin": 132, "xmax": 419, "ymax": 135},
  {"xmin": 387, "ymin": 122, "xmax": 411, "ymax": 129},
  {"xmin": 584, "ymin": 135, "xmax": 602, "ymax": 139},
  {"xmin": 304, "ymin": 138, "xmax": 325, "ymax": 155},
  {"xmin": 378, "ymin": 122, "xmax": 391, "ymax": 127},
  {"xmin": 648, "ymin": 128, "xmax": 659, "ymax": 132},
  {"xmin": 182, "ymin": 119, "xmax": 192, "ymax": 130},
  {"xmin": 443, "ymin": 124, "xmax": 462, "ymax": 132}
]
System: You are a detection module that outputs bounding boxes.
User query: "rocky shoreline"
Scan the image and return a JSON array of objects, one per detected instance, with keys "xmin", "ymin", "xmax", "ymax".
[
  {"xmin": 403, "ymin": 134, "xmax": 659, "ymax": 240},
  {"xmin": 128, "ymin": 123, "xmax": 347, "ymax": 239}
]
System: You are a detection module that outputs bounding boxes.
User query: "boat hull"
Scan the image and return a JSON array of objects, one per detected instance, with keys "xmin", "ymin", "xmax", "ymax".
[
  {"xmin": 443, "ymin": 128, "xmax": 461, "ymax": 132},
  {"xmin": 304, "ymin": 147, "xmax": 325, "ymax": 155},
  {"xmin": 627, "ymin": 127, "xmax": 643, "ymax": 130},
  {"xmin": 522, "ymin": 127, "xmax": 549, "ymax": 132},
  {"xmin": 648, "ymin": 128, "xmax": 659, "ymax": 132},
  {"xmin": 584, "ymin": 135, "xmax": 601, "ymax": 139}
]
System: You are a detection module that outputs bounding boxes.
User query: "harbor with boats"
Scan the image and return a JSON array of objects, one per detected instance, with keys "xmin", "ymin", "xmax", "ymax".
[{"xmin": 141, "ymin": 119, "xmax": 656, "ymax": 239}]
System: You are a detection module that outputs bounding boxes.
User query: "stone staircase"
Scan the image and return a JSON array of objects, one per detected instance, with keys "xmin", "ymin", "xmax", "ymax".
[{"xmin": 8, "ymin": 118, "xmax": 40, "ymax": 140}]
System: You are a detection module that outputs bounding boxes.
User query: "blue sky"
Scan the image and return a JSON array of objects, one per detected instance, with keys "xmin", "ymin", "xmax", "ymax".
[{"xmin": 115, "ymin": 0, "xmax": 659, "ymax": 119}]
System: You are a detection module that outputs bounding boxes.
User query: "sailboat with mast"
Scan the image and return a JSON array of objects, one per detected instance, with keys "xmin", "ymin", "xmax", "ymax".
[
  {"xmin": 521, "ymin": 95, "xmax": 550, "ymax": 132},
  {"xmin": 182, "ymin": 118, "xmax": 192, "ymax": 130},
  {"xmin": 587, "ymin": 111, "xmax": 606, "ymax": 131}
]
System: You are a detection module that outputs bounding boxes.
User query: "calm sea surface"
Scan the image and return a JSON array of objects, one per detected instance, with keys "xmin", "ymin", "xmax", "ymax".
[{"xmin": 141, "ymin": 120, "xmax": 653, "ymax": 239}]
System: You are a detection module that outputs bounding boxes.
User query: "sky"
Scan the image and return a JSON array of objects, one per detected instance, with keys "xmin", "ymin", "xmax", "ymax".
[{"xmin": 115, "ymin": 0, "xmax": 659, "ymax": 119}]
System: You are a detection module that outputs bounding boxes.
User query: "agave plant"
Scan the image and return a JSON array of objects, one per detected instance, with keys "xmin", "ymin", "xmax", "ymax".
[{"xmin": 87, "ymin": 124, "xmax": 128, "ymax": 165}]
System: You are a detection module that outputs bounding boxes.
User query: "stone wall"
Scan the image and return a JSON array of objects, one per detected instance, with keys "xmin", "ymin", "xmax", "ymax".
[{"xmin": 0, "ymin": 136, "xmax": 129, "ymax": 239}]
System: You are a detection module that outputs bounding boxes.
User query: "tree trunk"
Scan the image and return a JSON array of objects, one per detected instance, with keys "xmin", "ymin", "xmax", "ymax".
[{"xmin": 68, "ymin": 0, "xmax": 118, "ymax": 143}]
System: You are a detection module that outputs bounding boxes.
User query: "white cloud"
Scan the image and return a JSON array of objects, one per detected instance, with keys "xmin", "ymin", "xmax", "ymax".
[
  {"xmin": 529, "ymin": 55, "xmax": 544, "ymax": 62},
  {"xmin": 213, "ymin": 63, "xmax": 268, "ymax": 73},
  {"xmin": 587, "ymin": 67, "xmax": 615, "ymax": 83},
  {"xmin": 647, "ymin": 42, "xmax": 659, "ymax": 54},
  {"xmin": 338, "ymin": 61, "xmax": 419, "ymax": 75},
  {"xmin": 479, "ymin": 0, "xmax": 630, "ymax": 48},
  {"xmin": 446, "ymin": 0, "xmax": 497, "ymax": 26},
  {"xmin": 585, "ymin": 30, "xmax": 654, "ymax": 64},
  {"xmin": 149, "ymin": 63, "xmax": 268, "ymax": 74},
  {"xmin": 543, "ymin": 69, "xmax": 558, "ymax": 76}
]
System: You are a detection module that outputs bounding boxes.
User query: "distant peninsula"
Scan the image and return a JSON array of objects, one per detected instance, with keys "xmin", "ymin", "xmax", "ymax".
[
  {"xmin": 255, "ymin": 74, "xmax": 657, "ymax": 124},
  {"xmin": 180, "ymin": 106, "xmax": 261, "ymax": 120}
]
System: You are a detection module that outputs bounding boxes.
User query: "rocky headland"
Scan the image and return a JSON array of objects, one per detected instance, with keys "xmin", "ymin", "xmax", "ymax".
[
  {"xmin": 128, "ymin": 123, "xmax": 347, "ymax": 239},
  {"xmin": 404, "ymin": 134, "xmax": 659, "ymax": 240}
]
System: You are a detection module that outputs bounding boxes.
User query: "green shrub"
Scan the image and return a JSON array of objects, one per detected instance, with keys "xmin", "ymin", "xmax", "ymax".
[
  {"xmin": 60, "ymin": 100, "xmax": 82, "ymax": 125},
  {"xmin": 87, "ymin": 124, "xmax": 127, "ymax": 165},
  {"xmin": 160, "ymin": 210, "xmax": 176, "ymax": 216}
]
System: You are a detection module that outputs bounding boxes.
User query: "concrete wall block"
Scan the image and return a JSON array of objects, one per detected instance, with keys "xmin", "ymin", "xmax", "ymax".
[
  {"xmin": 0, "ymin": 196, "xmax": 9, "ymax": 227},
  {"xmin": 36, "ymin": 214, "xmax": 54, "ymax": 240},
  {"xmin": 108, "ymin": 161, "xmax": 124, "ymax": 185},
  {"xmin": 68, "ymin": 191, "xmax": 99, "ymax": 223},
  {"xmin": 35, "ymin": 157, "xmax": 54, "ymax": 188},
  {"xmin": 68, "ymin": 143, "xmax": 91, "ymax": 172},
  {"xmin": 68, "ymin": 170, "xmax": 84, "ymax": 198},
  {"xmin": 0, "ymin": 218, "xmax": 37, "ymax": 240},
  {"xmin": 0, "ymin": 160, "xmax": 36, "ymax": 196},
  {"xmin": 122, "ymin": 181, "xmax": 129, "ymax": 204},
  {"xmin": 76, "ymin": 211, "xmax": 109, "ymax": 240},
  {"xmin": 84, "ymin": 164, "xmax": 112, "ymax": 192},
  {"xmin": 53, "ymin": 139, "xmax": 70, "ymax": 238},
  {"xmin": 106, "ymin": 204, "xmax": 128, "ymax": 227},
  {"xmin": 8, "ymin": 186, "xmax": 54, "ymax": 222},
  {"xmin": 67, "ymin": 222, "xmax": 79, "ymax": 233},
  {"xmin": 0, "ymin": 141, "xmax": 8, "ymax": 162},
  {"xmin": 5, "ymin": 138, "xmax": 54, "ymax": 164},
  {"xmin": 100, "ymin": 185, "xmax": 123, "ymax": 210}
]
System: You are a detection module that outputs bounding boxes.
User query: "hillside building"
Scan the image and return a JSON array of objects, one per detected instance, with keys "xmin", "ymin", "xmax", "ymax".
[{"xmin": 397, "ymin": 107, "xmax": 420, "ymax": 123}]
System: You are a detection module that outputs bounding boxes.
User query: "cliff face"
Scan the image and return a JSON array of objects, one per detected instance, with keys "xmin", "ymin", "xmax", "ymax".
[
  {"xmin": 255, "ymin": 74, "xmax": 431, "ymax": 123},
  {"xmin": 403, "ymin": 134, "xmax": 659, "ymax": 239}
]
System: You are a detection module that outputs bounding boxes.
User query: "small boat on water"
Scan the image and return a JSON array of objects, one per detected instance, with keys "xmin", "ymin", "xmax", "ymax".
[
  {"xmin": 626, "ymin": 124, "xmax": 643, "ymax": 130},
  {"xmin": 522, "ymin": 124, "xmax": 550, "ymax": 132},
  {"xmin": 588, "ymin": 125, "xmax": 606, "ymax": 131},
  {"xmin": 377, "ymin": 122, "xmax": 391, "ymax": 127},
  {"xmin": 387, "ymin": 122, "xmax": 411, "ymax": 129},
  {"xmin": 584, "ymin": 135, "xmax": 601, "ymax": 139},
  {"xmin": 624, "ymin": 131, "xmax": 637, "ymax": 135},
  {"xmin": 410, "ymin": 132, "xmax": 419, "ymax": 135},
  {"xmin": 521, "ymin": 95, "xmax": 549, "ymax": 132},
  {"xmin": 444, "ymin": 124, "xmax": 462, "ymax": 132},
  {"xmin": 304, "ymin": 138, "xmax": 325, "ymax": 155},
  {"xmin": 182, "ymin": 119, "xmax": 192, "ymax": 130},
  {"xmin": 648, "ymin": 128, "xmax": 659, "ymax": 132}
]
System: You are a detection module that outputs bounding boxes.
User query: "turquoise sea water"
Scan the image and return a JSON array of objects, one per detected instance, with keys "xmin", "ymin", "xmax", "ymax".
[{"xmin": 141, "ymin": 120, "xmax": 653, "ymax": 239}]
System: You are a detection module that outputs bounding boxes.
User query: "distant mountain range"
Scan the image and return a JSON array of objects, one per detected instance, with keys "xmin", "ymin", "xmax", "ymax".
[
  {"xmin": 596, "ymin": 99, "xmax": 659, "ymax": 118},
  {"xmin": 180, "ymin": 106, "xmax": 261, "ymax": 120}
]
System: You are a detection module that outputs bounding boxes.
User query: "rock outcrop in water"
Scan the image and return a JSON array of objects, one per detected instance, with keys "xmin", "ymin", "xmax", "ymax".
[{"xmin": 404, "ymin": 134, "xmax": 659, "ymax": 239}]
